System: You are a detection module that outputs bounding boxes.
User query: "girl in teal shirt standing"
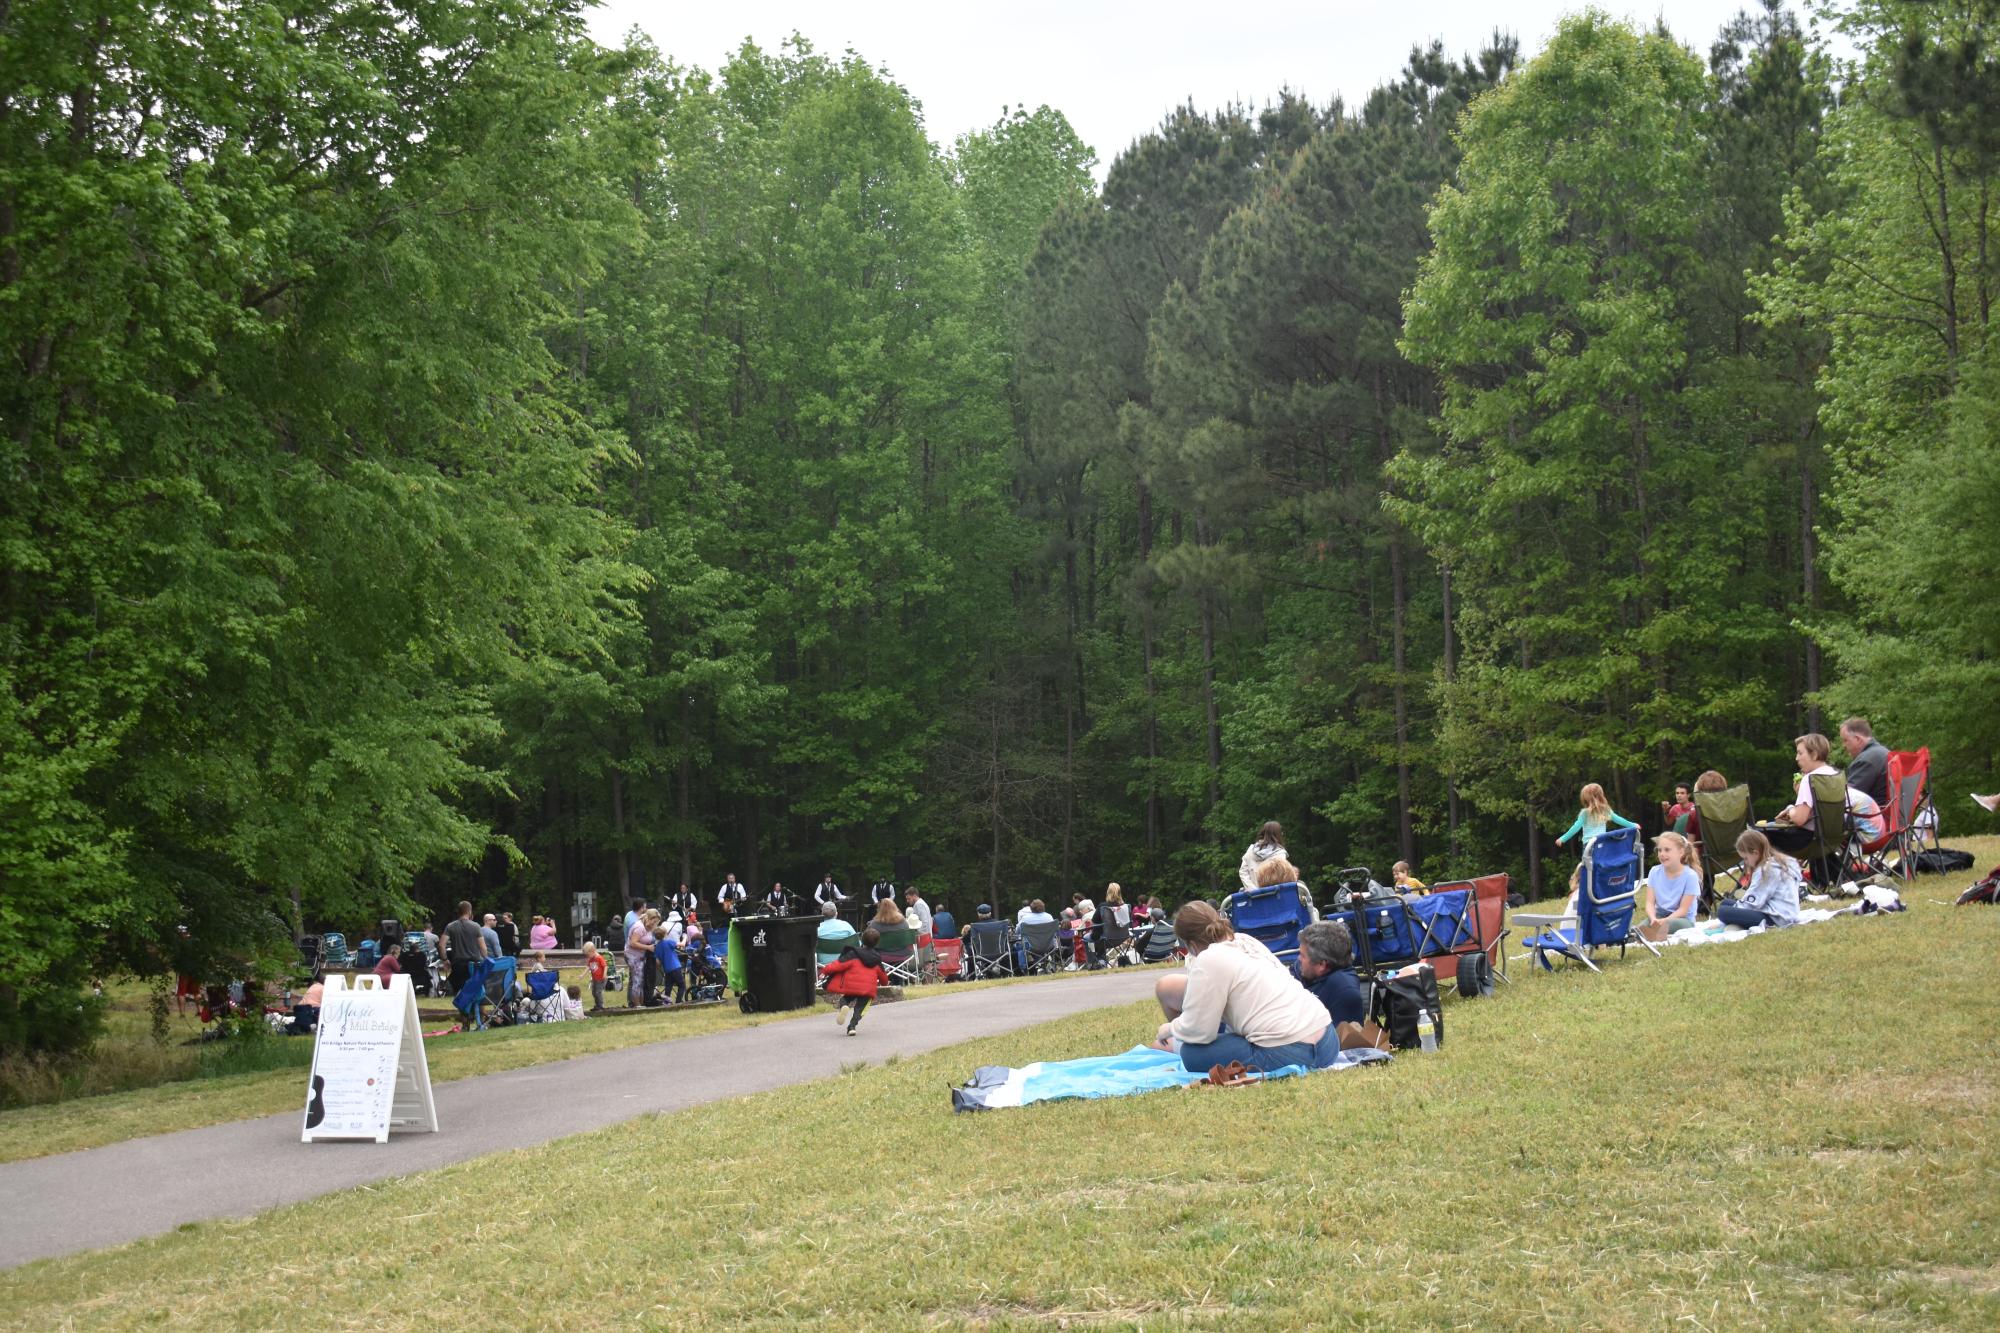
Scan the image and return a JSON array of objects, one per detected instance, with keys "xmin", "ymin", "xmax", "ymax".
[{"xmin": 1554, "ymin": 783, "xmax": 1639, "ymax": 850}]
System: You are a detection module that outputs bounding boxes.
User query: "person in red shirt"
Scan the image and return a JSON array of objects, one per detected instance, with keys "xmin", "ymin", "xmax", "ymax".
[
  {"xmin": 583, "ymin": 942, "xmax": 608, "ymax": 1012},
  {"xmin": 373, "ymin": 941, "xmax": 402, "ymax": 988},
  {"xmin": 1666, "ymin": 782, "xmax": 1696, "ymax": 831}
]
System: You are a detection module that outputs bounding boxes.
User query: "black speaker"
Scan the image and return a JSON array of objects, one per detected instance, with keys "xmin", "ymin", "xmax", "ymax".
[{"xmin": 379, "ymin": 918, "xmax": 403, "ymax": 944}]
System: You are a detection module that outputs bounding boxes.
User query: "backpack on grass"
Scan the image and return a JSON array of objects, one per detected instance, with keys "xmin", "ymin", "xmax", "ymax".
[
  {"xmin": 1370, "ymin": 966, "xmax": 1444, "ymax": 1050},
  {"xmin": 1957, "ymin": 867, "xmax": 2000, "ymax": 906}
]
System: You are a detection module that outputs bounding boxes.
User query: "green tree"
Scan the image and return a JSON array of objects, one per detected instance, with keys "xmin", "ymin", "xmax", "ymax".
[
  {"xmin": 1760, "ymin": 0, "xmax": 2000, "ymax": 795},
  {"xmin": 1398, "ymin": 13, "xmax": 1779, "ymax": 889},
  {"xmin": 0, "ymin": 0, "xmax": 639, "ymax": 1051}
]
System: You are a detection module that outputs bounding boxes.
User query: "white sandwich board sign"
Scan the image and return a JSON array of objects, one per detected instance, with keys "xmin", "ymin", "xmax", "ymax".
[{"xmin": 302, "ymin": 972, "xmax": 438, "ymax": 1142}]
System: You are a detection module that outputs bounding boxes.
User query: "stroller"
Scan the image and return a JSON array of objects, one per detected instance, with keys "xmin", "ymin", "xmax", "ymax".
[
  {"xmin": 681, "ymin": 938, "xmax": 725, "ymax": 1003},
  {"xmin": 296, "ymin": 934, "xmax": 326, "ymax": 977},
  {"xmin": 400, "ymin": 932, "xmax": 444, "ymax": 995}
]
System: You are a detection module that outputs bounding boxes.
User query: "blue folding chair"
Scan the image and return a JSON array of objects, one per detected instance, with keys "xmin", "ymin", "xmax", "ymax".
[
  {"xmin": 455, "ymin": 958, "xmax": 495, "ymax": 1028},
  {"xmin": 525, "ymin": 969, "xmax": 560, "ymax": 1002},
  {"xmin": 1224, "ymin": 883, "xmax": 1311, "ymax": 963},
  {"xmin": 1523, "ymin": 827, "xmax": 1659, "ymax": 972}
]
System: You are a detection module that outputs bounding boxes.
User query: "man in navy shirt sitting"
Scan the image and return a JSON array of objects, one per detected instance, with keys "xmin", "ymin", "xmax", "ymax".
[{"xmin": 1292, "ymin": 920, "xmax": 1365, "ymax": 1026}]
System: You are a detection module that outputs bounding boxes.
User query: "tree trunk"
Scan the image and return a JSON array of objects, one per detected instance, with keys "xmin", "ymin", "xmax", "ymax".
[
  {"xmin": 545, "ymin": 782, "xmax": 567, "ymax": 903},
  {"xmin": 1521, "ymin": 633, "xmax": 1541, "ymax": 896},
  {"xmin": 610, "ymin": 770, "xmax": 632, "ymax": 905},
  {"xmin": 1442, "ymin": 564, "xmax": 1461, "ymax": 863},
  {"xmin": 988, "ymin": 689, "xmax": 1003, "ymax": 899},
  {"xmin": 1525, "ymin": 804, "xmax": 1543, "ymax": 899},
  {"xmin": 1137, "ymin": 482, "xmax": 1161, "ymax": 857},
  {"xmin": 1389, "ymin": 534, "xmax": 1414, "ymax": 865},
  {"xmin": 1800, "ymin": 425, "xmax": 1822, "ymax": 732},
  {"xmin": 678, "ymin": 696, "xmax": 693, "ymax": 889},
  {"xmin": 1062, "ymin": 692, "xmax": 1075, "ymax": 890},
  {"xmin": 1936, "ymin": 142, "xmax": 1961, "ymax": 370},
  {"xmin": 1199, "ymin": 585, "xmax": 1223, "ymax": 899}
]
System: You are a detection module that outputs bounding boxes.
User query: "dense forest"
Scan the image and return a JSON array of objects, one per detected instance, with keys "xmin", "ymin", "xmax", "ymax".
[{"xmin": 4, "ymin": 0, "xmax": 1996, "ymax": 1053}]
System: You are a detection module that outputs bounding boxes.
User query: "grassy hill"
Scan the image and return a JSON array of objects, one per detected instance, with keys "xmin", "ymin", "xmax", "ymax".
[{"xmin": 4, "ymin": 840, "xmax": 1996, "ymax": 1328}]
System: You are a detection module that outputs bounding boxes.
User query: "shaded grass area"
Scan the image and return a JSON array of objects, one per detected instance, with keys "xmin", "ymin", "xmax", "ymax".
[
  {"xmin": 0, "ymin": 961, "xmax": 1090, "ymax": 1164},
  {"xmin": 4, "ymin": 841, "xmax": 1997, "ymax": 1327}
]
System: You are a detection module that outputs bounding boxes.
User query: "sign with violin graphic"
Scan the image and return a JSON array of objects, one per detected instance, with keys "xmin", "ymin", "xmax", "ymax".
[{"xmin": 302, "ymin": 973, "xmax": 438, "ymax": 1142}]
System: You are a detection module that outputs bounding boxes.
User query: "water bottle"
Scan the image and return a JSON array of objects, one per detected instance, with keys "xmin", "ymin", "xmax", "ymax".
[{"xmin": 1417, "ymin": 1007, "xmax": 1438, "ymax": 1053}]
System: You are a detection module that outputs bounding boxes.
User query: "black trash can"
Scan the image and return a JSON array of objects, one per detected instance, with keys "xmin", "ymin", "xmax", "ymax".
[{"xmin": 735, "ymin": 915, "xmax": 820, "ymax": 1013}]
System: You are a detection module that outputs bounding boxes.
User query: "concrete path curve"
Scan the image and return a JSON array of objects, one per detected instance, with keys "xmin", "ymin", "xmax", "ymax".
[{"xmin": 0, "ymin": 970, "xmax": 1159, "ymax": 1270}]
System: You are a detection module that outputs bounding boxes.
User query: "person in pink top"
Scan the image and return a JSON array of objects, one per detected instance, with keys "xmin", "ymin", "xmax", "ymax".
[
  {"xmin": 528, "ymin": 915, "xmax": 557, "ymax": 951},
  {"xmin": 373, "ymin": 941, "xmax": 402, "ymax": 987}
]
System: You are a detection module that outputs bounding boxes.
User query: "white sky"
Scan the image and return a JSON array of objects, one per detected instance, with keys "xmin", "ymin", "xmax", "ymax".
[{"xmin": 586, "ymin": 1, "xmax": 1843, "ymax": 171}]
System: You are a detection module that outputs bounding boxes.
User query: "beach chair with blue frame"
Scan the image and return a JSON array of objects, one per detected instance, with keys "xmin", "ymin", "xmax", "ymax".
[
  {"xmin": 1520, "ymin": 827, "xmax": 1657, "ymax": 972},
  {"xmin": 1223, "ymin": 882, "xmax": 1311, "ymax": 964}
]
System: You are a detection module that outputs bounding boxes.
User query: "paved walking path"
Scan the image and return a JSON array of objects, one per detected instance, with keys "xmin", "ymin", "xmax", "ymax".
[{"xmin": 0, "ymin": 970, "xmax": 1159, "ymax": 1270}]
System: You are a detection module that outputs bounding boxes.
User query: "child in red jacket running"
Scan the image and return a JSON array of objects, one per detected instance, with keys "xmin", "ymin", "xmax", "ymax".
[{"xmin": 819, "ymin": 928, "xmax": 886, "ymax": 1036}]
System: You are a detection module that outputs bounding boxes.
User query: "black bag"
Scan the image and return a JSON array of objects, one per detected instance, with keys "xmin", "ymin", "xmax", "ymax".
[
  {"xmin": 1916, "ymin": 849, "xmax": 1974, "ymax": 874},
  {"xmin": 1455, "ymin": 952, "xmax": 1494, "ymax": 999},
  {"xmin": 1370, "ymin": 966, "xmax": 1444, "ymax": 1050}
]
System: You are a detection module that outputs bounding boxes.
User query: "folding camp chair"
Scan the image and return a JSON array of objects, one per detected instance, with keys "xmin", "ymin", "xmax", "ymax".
[
  {"xmin": 962, "ymin": 922, "xmax": 1015, "ymax": 979},
  {"xmin": 1860, "ymin": 748, "xmax": 1929, "ymax": 880},
  {"xmin": 1137, "ymin": 921, "xmax": 1182, "ymax": 964},
  {"xmin": 814, "ymin": 922, "xmax": 858, "ymax": 969},
  {"xmin": 874, "ymin": 927, "xmax": 922, "ymax": 986},
  {"xmin": 932, "ymin": 937, "xmax": 963, "ymax": 980},
  {"xmin": 1520, "ymin": 827, "xmax": 1657, "ymax": 971},
  {"xmin": 1091, "ymin": 912, "xmax": 1135, "ymax": 968},
  {"xmin": 1888, "ymin": 740, "xmax": 1936, "ymax": 856},
  {"xmin": 522, "ymin": 968, "xmax": 561, "ymax": 1021},
  {"xmin": 1224, "ymin": 882, "xmax": 1311, "ymax": 964},
  {"xmin": 320, "ymin": 932, "xmax": 352, "ymax": 969},
  {"xmin": 1016, "ymin": 920, "xmax": 1061, "ymax": 974},
  {"xmin": 455, "ymin": 958, "xmax": 496, "ymax": 1029},
  {"xmin": 1798, "ymin": 771, "xmax": 1856, "ymax": 887},
  {"xmin": 1693, "ymin": 783, "xmax": 1752, "ymax": 912}
]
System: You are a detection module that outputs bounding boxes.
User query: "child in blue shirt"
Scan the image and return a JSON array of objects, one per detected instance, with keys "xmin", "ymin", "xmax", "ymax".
[{"xmin": 1645, "ymin": 831, "xmax": 1702, "ymax": 932}]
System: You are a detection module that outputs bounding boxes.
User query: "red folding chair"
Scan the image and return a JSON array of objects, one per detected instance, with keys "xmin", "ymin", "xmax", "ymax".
[
  {"xmin": 932, "ymin": 937, "xmax": 963, "ymax": 980},
  {"xmin": 1865, "ymin": 747, "xmax": 1933, "ymax": 881}
]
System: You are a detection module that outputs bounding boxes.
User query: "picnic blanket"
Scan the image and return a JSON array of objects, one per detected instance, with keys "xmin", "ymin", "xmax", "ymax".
[
  {"xmin": 951, "ymin": 1043, "xmax": 1389, "ymax": 1112},
  {"xmin": 1654, "ymin": 886, "xmax": 1904, "ymax": 948}
]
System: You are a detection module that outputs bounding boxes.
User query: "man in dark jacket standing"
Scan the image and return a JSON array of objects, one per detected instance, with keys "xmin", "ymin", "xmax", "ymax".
[{"xmin": 1840, "ymin": 717, "xmax": 1891, "ymax": 806}]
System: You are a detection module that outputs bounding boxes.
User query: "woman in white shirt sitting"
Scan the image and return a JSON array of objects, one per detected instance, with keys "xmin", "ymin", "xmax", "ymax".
[{"xmin": 1150, "ymin": 902, "xmax": 1342, "ymax": 1074}]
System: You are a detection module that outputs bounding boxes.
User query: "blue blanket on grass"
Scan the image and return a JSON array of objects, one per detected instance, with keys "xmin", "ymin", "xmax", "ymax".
[{"xmin": 951, "ymin": 1043, "xmax": 1389, "ymax": 1112}]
